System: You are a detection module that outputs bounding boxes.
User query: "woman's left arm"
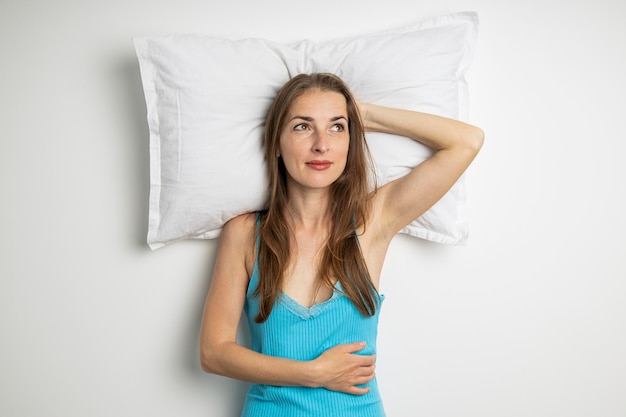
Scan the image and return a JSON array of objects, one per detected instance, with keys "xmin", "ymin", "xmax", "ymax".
[{"xmin": 361, "ymin": 103, "xmax": 484, "ymax": 238}]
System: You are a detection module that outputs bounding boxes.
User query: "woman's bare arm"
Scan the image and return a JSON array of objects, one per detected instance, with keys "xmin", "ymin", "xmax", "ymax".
[
  {"xmin": 361, "ymin": 103, "xmax": 484, "ymax": 240},
  {"xmin": 199, "ymin": 214, "xmax": 376, "ymax": 395}
]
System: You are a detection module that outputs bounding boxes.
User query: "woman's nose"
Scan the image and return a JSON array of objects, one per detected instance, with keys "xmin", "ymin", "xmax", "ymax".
[{"xmin": 312, "ymin": 132, "xmax": 329, "ymax": 153}]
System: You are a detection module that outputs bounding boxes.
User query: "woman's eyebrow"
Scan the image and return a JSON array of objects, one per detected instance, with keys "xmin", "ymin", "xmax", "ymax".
[
  {"xmin": 289, "ymin": 115, "xmax": 348, "ymax": 122},
  {"xmin": 289, "ymin": 116, "xmax": 314, "ymax": 122}
]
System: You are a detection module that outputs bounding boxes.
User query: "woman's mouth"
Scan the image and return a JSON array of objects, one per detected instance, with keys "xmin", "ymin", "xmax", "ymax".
[{"xmin": 306, "ymin": 160, "xmax": 332, "ymax": 170}]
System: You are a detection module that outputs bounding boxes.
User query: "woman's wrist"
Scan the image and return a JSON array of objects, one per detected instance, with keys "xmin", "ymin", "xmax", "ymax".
[
  {"xmin": 359, "ymin": 103, "xmax": 397, "ymax": 134},
  {"xmin": 357, "ymin": 102, "xmax": 369, "ymax": 130},
  {"xmin": 359, "ymin": 102, "xmax": 387, "ymax": 133},
  {"xmin": 300, "ymin": 359, "xmax": 322, "ymax": 388}
]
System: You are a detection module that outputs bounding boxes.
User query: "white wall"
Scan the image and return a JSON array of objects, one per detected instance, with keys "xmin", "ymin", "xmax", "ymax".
[{"xmin": 1, "ymin": 1, "xmax": 624, "ymax": 416}]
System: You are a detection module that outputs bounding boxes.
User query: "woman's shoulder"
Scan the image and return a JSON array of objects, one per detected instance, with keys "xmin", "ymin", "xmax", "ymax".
[
  {"xmin": 221, "ymin": 212, "xmax": 258, "ymax": 274},
  {"xmin": 223, "ymin": 212, "xmax": 257, "ymax": 238}
]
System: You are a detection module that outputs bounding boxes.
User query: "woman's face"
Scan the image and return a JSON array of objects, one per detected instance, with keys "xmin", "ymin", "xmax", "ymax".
[{"xmin": 278, "ymin": 89, "xmax": 350, "ymax": 193}]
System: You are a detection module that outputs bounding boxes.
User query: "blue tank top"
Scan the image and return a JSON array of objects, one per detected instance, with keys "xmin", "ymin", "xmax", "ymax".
[{"xmin": 240, "ymin": 215, "xmax": 386, "ymax": 417}]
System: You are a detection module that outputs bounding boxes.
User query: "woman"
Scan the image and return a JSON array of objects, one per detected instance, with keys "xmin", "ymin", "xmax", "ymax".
[{"xmin": 200, "ymin": 73, "xmax": 483, "ymax": 416}]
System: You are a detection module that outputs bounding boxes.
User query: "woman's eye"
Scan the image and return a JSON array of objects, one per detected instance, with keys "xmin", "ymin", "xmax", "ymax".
[
  {"xmin": 294, "ymin": 123, "xmax": 309, "ymax": 131},
  {"xmin": 331, "ymin": 124, "xmax": 345, "ymax": 132}
]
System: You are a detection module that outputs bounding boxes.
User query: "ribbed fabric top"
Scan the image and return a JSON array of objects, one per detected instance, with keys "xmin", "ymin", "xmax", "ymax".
[{"xmin": 240, "ymin": 215, "xmax": 385, "ymax": 417}]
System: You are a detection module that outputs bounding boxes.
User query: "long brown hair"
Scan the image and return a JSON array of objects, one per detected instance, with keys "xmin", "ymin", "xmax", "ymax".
[{"xmin": 254, "ymin": 73, "xmax": 378, "ymax": 323}]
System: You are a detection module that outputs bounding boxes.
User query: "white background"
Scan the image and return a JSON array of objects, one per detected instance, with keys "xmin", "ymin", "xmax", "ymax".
[{"xmin": 1, "ymin": 0, "xmax": 625, "ymax": 416}]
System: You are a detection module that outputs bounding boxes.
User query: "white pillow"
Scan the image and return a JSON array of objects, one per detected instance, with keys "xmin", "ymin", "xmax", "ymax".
[{"xmin": 134, "ymin": 11, "xmax": 479, "ymax": 249}]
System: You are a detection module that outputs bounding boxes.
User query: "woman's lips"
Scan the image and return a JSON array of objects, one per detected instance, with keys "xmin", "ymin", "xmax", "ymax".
[{"xmin": 306, "ymin": 160, "xmax": 332, "ymax": 170}]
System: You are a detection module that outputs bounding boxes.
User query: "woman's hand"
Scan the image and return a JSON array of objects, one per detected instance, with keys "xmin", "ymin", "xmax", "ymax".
[{"xmin": 309, "ymin": 342, "xmax": 376, "ymax": 395}]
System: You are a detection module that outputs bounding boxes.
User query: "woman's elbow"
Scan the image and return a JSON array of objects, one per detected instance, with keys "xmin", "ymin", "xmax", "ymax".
[
  {"xmin": 200, "ymin": 342, "xmax": 222, "ymax": 374},
  {"xmin": 467, "ymin": 125, "xmax": 485, "ymax": 153}
]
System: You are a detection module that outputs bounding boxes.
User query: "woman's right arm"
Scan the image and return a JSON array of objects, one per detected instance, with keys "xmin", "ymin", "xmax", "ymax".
[{"xmin": 199, "ymin": 214, "xmax": 376, "ymax": 395}]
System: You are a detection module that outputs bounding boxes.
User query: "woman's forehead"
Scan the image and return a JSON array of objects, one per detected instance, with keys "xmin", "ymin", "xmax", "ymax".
[{"xmin": 287, "ymin": 89, "xmax": 348, "ymax": 118}]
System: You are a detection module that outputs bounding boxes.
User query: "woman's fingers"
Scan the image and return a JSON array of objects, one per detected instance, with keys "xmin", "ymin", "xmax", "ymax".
[{"xmin": 313, "ymin": 342, "xmax": 377, "ymax": 395}]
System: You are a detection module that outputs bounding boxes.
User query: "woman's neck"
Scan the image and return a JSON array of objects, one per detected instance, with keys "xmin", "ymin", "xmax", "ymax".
[{"xmin": 285, "ymin": 189, "xmax": 332, "ymax": 231}]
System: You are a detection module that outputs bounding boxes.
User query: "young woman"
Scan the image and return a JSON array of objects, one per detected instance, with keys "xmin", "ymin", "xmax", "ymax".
[{"xmin": 200, "ymin": 73, "xmax": 483, "ymax": 416}]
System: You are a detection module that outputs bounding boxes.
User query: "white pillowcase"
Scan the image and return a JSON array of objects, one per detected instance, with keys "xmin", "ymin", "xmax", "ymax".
[{"xmin": 134, "ymin": 11, "xmax": 479, "ymax": 249}]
